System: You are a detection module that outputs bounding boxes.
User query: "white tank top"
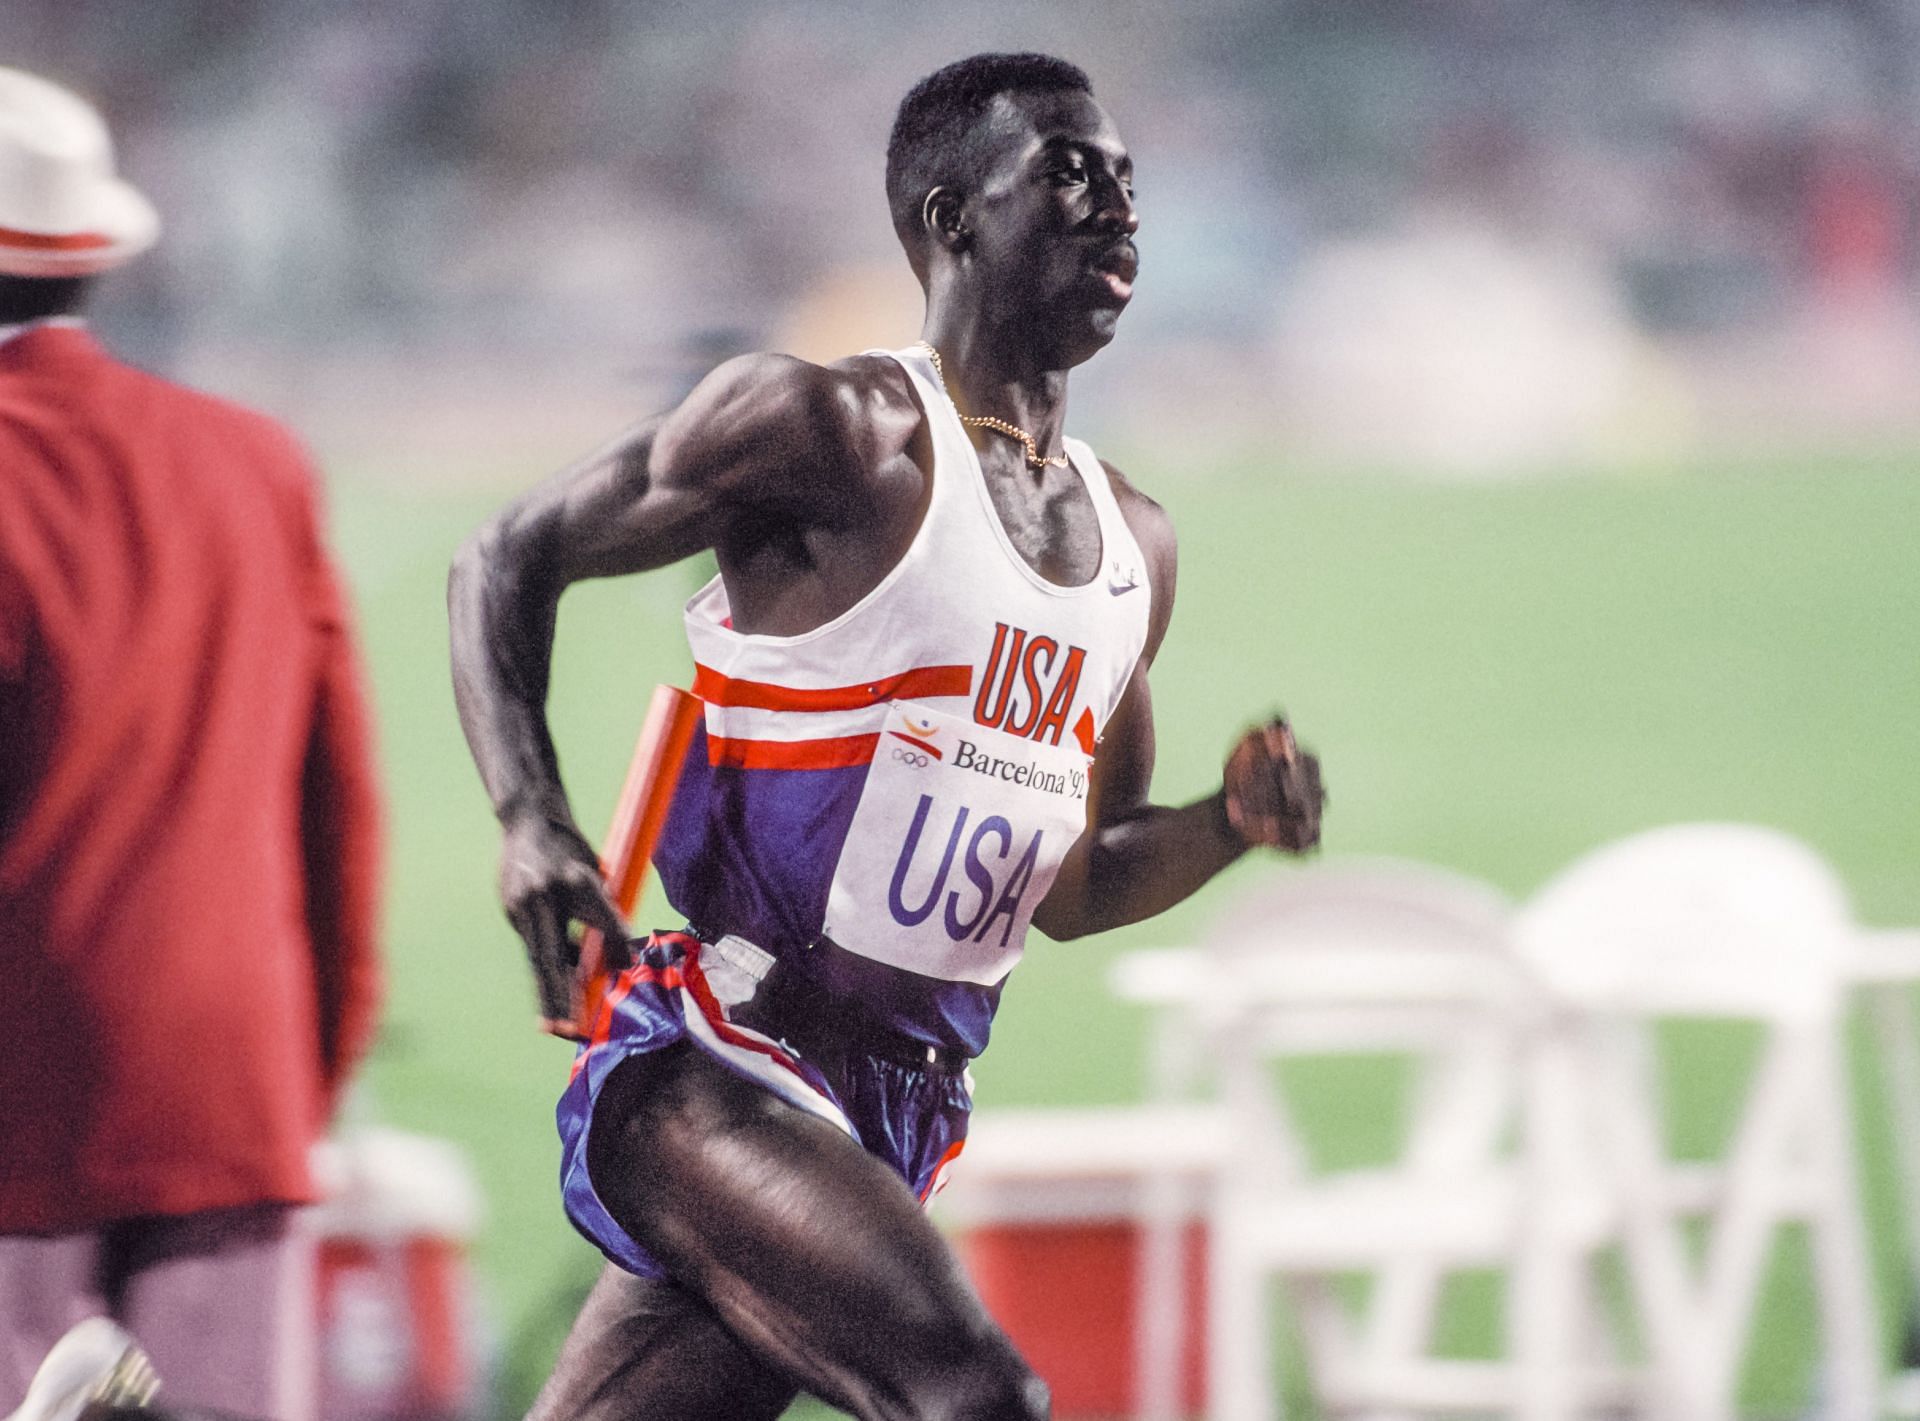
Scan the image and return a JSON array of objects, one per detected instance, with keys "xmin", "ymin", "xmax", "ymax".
[{"xmin": 661, "ymin": 344, "xmax": 1152, "ymax": 998}]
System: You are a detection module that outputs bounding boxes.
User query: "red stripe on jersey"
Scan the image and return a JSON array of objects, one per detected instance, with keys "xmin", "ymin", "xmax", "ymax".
[
  {"xmin": 706, "ymin": 732, "xmax": 879, "ymax": 770},
  {"xmin": 693, "ymin": 663, "xmax": 973, "ymax": 712}
]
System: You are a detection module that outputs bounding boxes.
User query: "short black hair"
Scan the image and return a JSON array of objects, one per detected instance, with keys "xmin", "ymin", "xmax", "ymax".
[{"xmin": 885, "ymin": 52, "xmax": 1091, "ymax": 252}]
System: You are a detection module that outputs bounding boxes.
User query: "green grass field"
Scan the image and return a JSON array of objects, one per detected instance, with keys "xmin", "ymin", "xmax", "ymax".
[{"xmin": 327, "ymin": 446, "xmax": 1920, "ymax": 1418}]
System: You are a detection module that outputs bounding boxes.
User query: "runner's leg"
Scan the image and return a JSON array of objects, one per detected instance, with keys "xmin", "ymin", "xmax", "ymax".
[
  {"xmin": 529, "ymin": 1263, "xmax": 796, "ymax": 1421},
  {"xmin": 585, "ymin": 1043, "xmax": 1047, "ymax": 1421}
]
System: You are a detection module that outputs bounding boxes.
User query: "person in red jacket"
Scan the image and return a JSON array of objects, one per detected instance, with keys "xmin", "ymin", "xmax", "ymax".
[{"xmin": 0, "ymin": 66, "xmax": 384, "ymax": 1421}]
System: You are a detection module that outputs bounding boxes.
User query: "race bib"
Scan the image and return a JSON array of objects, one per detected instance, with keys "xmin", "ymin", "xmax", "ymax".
[{"xmin": 821, "ymin": 701, "xmax": 1092, "ymax": 985}]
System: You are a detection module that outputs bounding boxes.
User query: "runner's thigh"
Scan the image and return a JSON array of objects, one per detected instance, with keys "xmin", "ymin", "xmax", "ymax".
[
  {"xmin": 529, "ymin": 1262, "xmax": 795, "ymax": 1421},
  {"xmin": 586, "ymin": 1045, "xmax": 1045, "ymax": 1421}
]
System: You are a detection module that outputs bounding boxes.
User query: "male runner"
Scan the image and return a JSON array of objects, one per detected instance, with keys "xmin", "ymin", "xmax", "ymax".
[{"xmin": 448, "ymin": 52, "xmax": 1323, "ymax": 1421}]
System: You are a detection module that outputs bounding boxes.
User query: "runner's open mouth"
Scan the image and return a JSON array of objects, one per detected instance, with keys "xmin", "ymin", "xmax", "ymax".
[{"xmin": 1092, "ymin": 245, "xmax": 1139, "ymax": 284}]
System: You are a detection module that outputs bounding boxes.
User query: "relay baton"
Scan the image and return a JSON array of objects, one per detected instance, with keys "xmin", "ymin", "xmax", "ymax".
[{"xmin": 542, "ymin": 684, "xmax": 703, "ymax": 1041}]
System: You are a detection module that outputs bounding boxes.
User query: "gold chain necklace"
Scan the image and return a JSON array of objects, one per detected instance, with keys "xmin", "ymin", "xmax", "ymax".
[{"xmin": 916, "ymin": 342, "xmax": 1070, "ymax": 470}]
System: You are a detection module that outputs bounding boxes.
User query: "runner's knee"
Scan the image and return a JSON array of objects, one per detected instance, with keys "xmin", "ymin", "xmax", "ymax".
[
  {"xmin": 955, "ymin": 1360, "xmax": 1049, "ymax": 1421},
  {"xmin": 910, "ymin": 1333, "xmax": 1049, "ymax": 1421}
]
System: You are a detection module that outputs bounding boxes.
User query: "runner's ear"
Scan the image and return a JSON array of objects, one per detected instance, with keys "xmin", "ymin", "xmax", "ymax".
[{"xmin": 923, "ymin": 187, "xmax": 970, "ymax": 254}]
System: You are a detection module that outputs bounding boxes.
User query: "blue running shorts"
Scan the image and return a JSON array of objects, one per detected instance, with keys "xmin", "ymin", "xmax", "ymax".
[{"xmin": 556, "ymin": 930, "xmax": 973, "ymax": 1279}]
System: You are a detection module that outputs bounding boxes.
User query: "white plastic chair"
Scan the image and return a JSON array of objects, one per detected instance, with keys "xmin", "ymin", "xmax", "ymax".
[
  {"xmin": 1516, "ymin": 823, "xmax": 1880, "ymax": 1421},
  {"xmin": 1118, "ymin": 864, "xmax": 1536, "ymax": 1414},
  {"xmin": 943, "ymin": 859, "xmax": 1534, "ymax": 1421},
  {"xmin": 1853, "ymin": 929, "xmax": 1920, "ymax": 1419},
  {"xmin": 1197, "ymin": 859, "xmax": 1645, "ymax": 1421}
]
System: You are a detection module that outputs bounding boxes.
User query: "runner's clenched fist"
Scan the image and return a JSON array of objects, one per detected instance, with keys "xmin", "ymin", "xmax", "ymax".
[{"xmin": 1222, "ymin": 716, "xmax": 1324, "ymax": 852}]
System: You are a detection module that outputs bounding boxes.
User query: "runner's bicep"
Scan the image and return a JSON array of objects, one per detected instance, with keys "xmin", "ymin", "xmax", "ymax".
[
  {"xmin": 456, "ymin": 417, "xmax": 674, "ymax": 596},
  {"xmin": 1032, "ymin": 665, "xmax": 1154, "ymax": 939},
  {"xmin": 518, "ymin": 354, "xmax": 856, "ymax": 585},
  {"xmin": 480, "ymin": 353, "xmax": 813, "ymax": 586},
  {"xmin": 502, "ymin": 417, "xmax": 723, "ymax": 585},
  {"xmin": 1088, "ymin": 663, "xmax": 1156, "ymax": 825}
]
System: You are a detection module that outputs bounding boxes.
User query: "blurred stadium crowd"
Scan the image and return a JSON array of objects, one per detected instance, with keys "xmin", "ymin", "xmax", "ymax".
[{"xmin": 5, "ymin": 0, "xmax": 1918, "ymax": 474}]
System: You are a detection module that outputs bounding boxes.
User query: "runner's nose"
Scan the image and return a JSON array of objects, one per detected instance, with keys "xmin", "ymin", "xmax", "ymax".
[{"xmin": 1093, "ymin": 172, "xmax": 1138, "ymax": 237}]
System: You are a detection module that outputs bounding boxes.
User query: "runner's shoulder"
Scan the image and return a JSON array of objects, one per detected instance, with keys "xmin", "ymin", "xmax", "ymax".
[
  {"xmin": 1098, "ymin": 458, "xmax": 1176, "ymax": 565},
  {"xmin": 1098, "ymin": 458, "xmax": 1178, "ymax": 647},
  {"xmin": 825, "ymin": 351, "xmax": 923, "ymax": 465},
  {"xmin": 687, "ymin": 351, "xmax": 919, "ymax": 470}
]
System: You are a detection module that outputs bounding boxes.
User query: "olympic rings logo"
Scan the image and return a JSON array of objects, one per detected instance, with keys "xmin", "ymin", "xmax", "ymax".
[{"xmin": 891, "ymin": 747, "xmax": 932, "ymax": 768}]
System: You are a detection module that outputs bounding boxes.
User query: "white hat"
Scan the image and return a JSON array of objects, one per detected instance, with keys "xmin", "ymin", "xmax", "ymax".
[{"xmin": 0, "ymin": 67, "xmax": 159, "ymax": 278}]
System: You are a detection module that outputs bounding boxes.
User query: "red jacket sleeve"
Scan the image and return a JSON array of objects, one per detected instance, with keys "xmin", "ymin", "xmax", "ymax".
[
  {"xmin": 296, "ymin": 478, "xmax": 386, "ymax": 1114},
  {"xmin": 0, "ymin": 588, "xmax": 22, "ymax": 677},
  {"xmin": 0, "ymin": 534, "xmax": 29, "ymax": 834},
  {"xmin": 0, "ymin": 509, "xmax": 26, "ymax": 679}
]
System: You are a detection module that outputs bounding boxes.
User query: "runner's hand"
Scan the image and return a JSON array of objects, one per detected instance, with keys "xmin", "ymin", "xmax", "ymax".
[
  {"xmin": 1222, "ymin": 716, "xmax": 1325, "ymax": 853},
  {"xmin": 498, "ymin": 811, "xmax": 631, "ymax": 1021}
]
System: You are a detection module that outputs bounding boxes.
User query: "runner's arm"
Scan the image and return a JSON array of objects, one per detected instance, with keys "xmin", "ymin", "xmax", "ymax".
[
  {"xmin": 447, "ymin": 354, "xmax": 862, "ymax": 1017},
  {"xmin": 1031, "ymin": 476, "xmax": 1323, "ymax": 941}
]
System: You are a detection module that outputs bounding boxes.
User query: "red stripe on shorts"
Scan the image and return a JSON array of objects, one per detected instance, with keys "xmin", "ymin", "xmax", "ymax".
[
  {"xmin": 679, "ymin": 950, "xmax": 811, "ymax": 1087},
  {"xmin": 569, "ymin": 942, "xmax": 696, "ymax": 1082},
  {"xmin": 919, "ymin": 1139, "xmax": 968, "ymax": 1203}
]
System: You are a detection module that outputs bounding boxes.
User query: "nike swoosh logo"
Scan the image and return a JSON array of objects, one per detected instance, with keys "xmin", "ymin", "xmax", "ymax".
[{"xmin": 1108, "ymin": 577, "xmax": 1139, "ymax": 596}]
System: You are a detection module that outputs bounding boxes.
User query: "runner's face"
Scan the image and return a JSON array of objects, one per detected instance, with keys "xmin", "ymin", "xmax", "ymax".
[{"xmin": 964, "ymin": 89, "xmax": 1139, "ymax": 362}]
